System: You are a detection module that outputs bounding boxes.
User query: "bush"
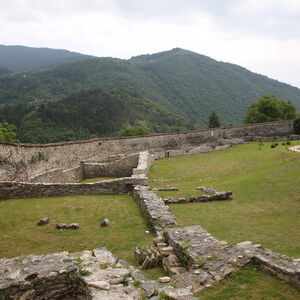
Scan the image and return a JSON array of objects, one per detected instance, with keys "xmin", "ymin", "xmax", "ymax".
[{"xmin": 294, "ymin": 118, "xmax": 300, "ymax": 134}]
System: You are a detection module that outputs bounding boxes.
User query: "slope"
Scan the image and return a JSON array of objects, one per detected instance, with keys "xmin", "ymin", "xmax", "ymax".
[
  {"xmin": 0, "ymin": 48, "xmax": 300, "ymax": 126},
  {"xmin": 0, "ymin": 89, "xmax": 191, "ymax": 143},
  {"xmin": 0, "ymin": 45, "xmax": 93, "ymax": 71}
]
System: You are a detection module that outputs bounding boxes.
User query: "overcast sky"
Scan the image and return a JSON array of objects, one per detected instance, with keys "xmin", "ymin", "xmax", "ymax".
[{"xmin": 1, "ymin": 0, "xmax": 299, "ymax": 88}]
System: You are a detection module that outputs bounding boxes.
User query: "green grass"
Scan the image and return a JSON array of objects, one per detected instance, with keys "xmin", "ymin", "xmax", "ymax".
[
  {"xmin": 0, "ymin": 194, "xmax": 153, "ymax": 263},
  {"xmin": 149, "ymin": 142, "xmax": 300, "ymax": 257},
  {"xmin": 196, "ymin": 264, "xmax": 300, "ymax": 299},
  {"xmin": 80, "ymin": 177, "xmax": 119, "ymax": 183}
]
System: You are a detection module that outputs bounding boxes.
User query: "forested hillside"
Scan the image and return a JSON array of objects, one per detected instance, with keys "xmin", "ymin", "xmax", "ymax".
[
  {"xmin": 0, "ymin": 48, "xmax": 299, "ymax": 127},
  {"xmin": 0, "ymin": 45, "xmax": 93, "ymax": 71},
  {"xmin": 0, "ymin": 89, "xmax": 192, "ymax": 143},
  {"xmin": 1, "ymin": 47, "xmax": 300, "ymax": 143}
]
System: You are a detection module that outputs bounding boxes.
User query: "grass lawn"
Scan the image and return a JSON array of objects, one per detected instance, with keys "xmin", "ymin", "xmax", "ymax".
[
  {"xmin": 149, "ymin": 142, "xmax": 300, "ymax": 257},
  {"xmin": 196, "ymin": 264, "xmax": 300, "ymax": 299},
  {"xmin": 0, "ymin": 194, "xmax": 153, "ymax": 264}
]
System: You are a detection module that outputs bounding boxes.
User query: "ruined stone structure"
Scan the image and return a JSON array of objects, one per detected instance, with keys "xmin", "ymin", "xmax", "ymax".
[
  {"xmin": 0, "ymin": 120, "xmax": 294, "ymax": 182},
  {"xmin": 0, "ymin": 120, "xmax": 299, "ymax": 299}
]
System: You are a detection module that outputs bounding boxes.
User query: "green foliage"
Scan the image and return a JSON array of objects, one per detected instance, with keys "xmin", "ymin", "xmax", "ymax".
[
  {"xmin": 244, "ymin": 94, "xmax": 297, "ymax": 124},
  {"xmin": 208, "ymin": 111, "xmax": 221, "ymax": 128},
  {"xmin": 159, "ymin": 291, "xmax": 171, "ymax": 299},
  {"xmin": 0, "ymin": 121, "xmax": 19, "ymax": 143},
  {"xmin": 78, "ymin": 269, "xmax": 92, "ymax": 276},
  {"xmin": 0, "ymin": 89, "xmax": 192, "ymax": 143},
  {"xmin": 118, "ymin": 126, "xmax": 149, "ymax": 137},
  {"xmin": 1, "ymin": 48, "xmax": 300, "ymax": 127},
  {"xmin": 293, "ymin": 117, "xmax": 300, "ymax": 134},
  {"xmin": 133, "ymin": 280, "xmax": 142, "ymax": 288}
]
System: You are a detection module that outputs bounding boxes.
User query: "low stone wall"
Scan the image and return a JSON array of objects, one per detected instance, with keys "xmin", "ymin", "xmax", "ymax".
[
  {"xmin": 166, "ymin": 225, "xmax": 300, "ymax": 291},
  {"xmin": 0, "ymin": 120, "xmax": 294, "ymax": 181},
  {"xmin": 83, "ymin": 153, "xmax": 139, "ymax": 179},
  {"xmin": 30, "ymin": 166, "xmax": 84, "ymax": 183},
  {"xmin": 0, "ymin": 177, "xmax": 147, "ymax": 200},
  {"xmin": 164, "ymin": 191, "xmax": 232, "ymax": 204},
  {"xmin": 131, "ymin": 185, "xmax": 178, "ymax": 233}
]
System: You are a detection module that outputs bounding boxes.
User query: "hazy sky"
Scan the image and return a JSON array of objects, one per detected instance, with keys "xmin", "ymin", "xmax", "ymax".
[{"xmin": 1, "ymin": 0, "xmax": 300, "ymax": 88}]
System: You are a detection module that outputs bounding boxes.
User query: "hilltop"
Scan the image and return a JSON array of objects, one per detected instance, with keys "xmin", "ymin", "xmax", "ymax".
[
  {"xmin": 0, "ymin": 47, "xmax": 300, "ymax": 142},
  {"xmin": 0, "ymin": 45, "xmax": 93, "ymax": 71}
]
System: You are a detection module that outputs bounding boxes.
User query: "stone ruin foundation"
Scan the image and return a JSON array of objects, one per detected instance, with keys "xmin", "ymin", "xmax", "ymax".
[{"xmin": 0, "ymin": 126, "xmax": 300, "ymax": 298}]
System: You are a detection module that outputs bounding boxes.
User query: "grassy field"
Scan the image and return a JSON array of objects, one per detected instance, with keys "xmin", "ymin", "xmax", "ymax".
[
  {"xmin": 0, "ymin": 194, "xmax": 153, "ymax": 264},
  {"xmin": 149, "ymin": 142, "xmax": 300, "ymax": 257},
  {"xmin": 197, "ymin": 264, "xmax": 300, "ymax": 299}
]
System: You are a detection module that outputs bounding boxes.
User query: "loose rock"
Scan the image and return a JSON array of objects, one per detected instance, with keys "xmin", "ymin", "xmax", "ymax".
[
  {"xmin": 36, "ymin": 217, "xmax": 49, "ymax": 226},
  {"xmin": 88, "ymin": 281, "xmax": 111, "ymax": 290},
  {"xmin": 55, "ymin": 223, "xmax": 68, "ymax": 229},
  {"xmin": 158, "ymin": 276, "xmax": 171, "ymax": 283},
  {"xmin": 100, "ymin": 218, "xmax": 110, "ymax": 227},
  {"xmin": 68, "ymin": 223, "xmax": 79, "ymax": 229}
]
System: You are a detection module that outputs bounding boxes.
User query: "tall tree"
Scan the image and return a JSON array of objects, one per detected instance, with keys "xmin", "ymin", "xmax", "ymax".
[
  {"xmin": 208, "ymin": 111, "xmax": 221, "ymax": 128},
  {"xmin": 244, "ymin": 94, "xmax": 296, "ymax": 124},
  {"xmin": 0, "ymin": 121, "xmax": 19, "ymax": 143}
]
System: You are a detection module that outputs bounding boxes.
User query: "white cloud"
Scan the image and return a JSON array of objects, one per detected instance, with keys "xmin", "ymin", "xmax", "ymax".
[{"xmin": 0, "ymin": 0, "xmax": 299, "ymax": 87}]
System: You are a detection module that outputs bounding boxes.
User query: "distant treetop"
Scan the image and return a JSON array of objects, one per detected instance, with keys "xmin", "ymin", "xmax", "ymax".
[{"xmin": 244, "ymin": 94, "xmax": 297, "ymax": 124}]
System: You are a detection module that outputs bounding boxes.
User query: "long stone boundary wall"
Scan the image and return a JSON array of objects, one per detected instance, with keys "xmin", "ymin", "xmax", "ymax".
[
  {"xmin": 0, "ymin": 120, "xmax": 294, "ymax": 181},
  {"xmin": 0, "ymin": 177, "xmax": 147, "ymax": 200}
]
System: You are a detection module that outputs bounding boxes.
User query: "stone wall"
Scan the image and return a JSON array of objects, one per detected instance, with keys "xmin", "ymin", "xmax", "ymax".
[
  {"xmin": 0, "ymin": 120, "xmax": 294, "ymax": 181},
  {"xmin": 83, "ymin": 153, "xmax": 139, "ymax": 179},
  {"xmin": 166, "ymin": 225, "xmax": 300, "ymax": 290},
  {"xmin": 30, "ymin": 166, "xmax": 84, "ymax": 183},
  {"xmin": 0, "ymin": 177, "xmax": 147, "ymax": 200},
  {"xmin": 132, "ymin": 151, "xmax": 155, "ymax": 176},
  {"xmin": 132, "ymin": 185, "xmax": 178, "ymax": 233}
]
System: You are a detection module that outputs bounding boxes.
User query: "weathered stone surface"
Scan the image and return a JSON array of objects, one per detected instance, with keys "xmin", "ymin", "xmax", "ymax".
[
  {"xmin": 132, "ymin": 185, "xmax": 178, "ymax": 232},
  {"xmin": 88, "ymin": 281, "xmax": 111, "ymax": 290},
  {"xmin": 162, "ymin": 286, "xmax": 194, "ymax": 300},
  {"xmin": 0, "ymin": 177, "xmax": 147, "ymax": 200},
  {"xmin": 68, "ymin": 223, "xmax": 79, "ymax": 229},
  {"xmin": 153, "ymin": 235, "xmax": 165, "ymax": 246},
  {"xmin": 166, "ymin": 225, "xmax": 300, "ymax": 291},
  {"xmin": 36, "ymin": 217, "xmax": 49, "ymax": 226},
  {"xmin": 189, "ymin": 145, "xmax": 213, "ymax": 154},
  {"xmin": 0, "ymin": 248, "xmax": 160, "ymax": 299},
  {"xmin": 100, "ymin": 218, "xmax": 110, "ymax": 227},
  {"xmin": 93, "ymin": 248, "xmax": 117, "ymax": 266},
  {"xmin": 141, "ymin": 280, "xmax": 162, "ymax": 297},
  {"xmin": 153, "ymin": 187, "xmax": 179, "ymax": 191},
  {"xmin": 160, "ymin": 246, "xmax": 175, "ymax": 256},
  {"xmin": 55, "ymin": 223, "xmax": 68, "ymax": 229},
  {"xmin": 158, "ymin": 276, "xmax": 171, "ymax": 283},
  {"xmin": 215, "ymin": 145, "xmax": 231, "ymax": 151}
]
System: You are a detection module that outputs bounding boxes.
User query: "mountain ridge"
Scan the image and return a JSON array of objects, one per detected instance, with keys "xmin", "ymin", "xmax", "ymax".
[
  {"xmin": 0, "ymin": 44, "xmax": 94, "ymax": 71},
  {"xmin": 0, "ymin": 46, "xmax": 299, "ymax": 143}
]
